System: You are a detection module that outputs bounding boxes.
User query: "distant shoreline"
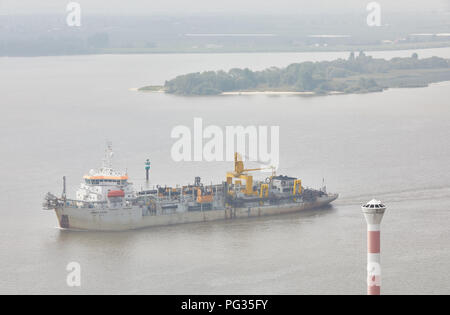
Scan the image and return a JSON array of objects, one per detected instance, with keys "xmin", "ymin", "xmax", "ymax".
[
  {"xmin": 2, "ymin": 42, "xmax": 450, "ymax": 58},
  {"xmin": 99, "ymin": 41, "xmax": 450, "ymax": 55}
]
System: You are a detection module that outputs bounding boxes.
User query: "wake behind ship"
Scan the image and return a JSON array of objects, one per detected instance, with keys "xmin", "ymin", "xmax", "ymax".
[{"xmin": 43, "ymin": 144, "xmax": 338, "ymax": 231}]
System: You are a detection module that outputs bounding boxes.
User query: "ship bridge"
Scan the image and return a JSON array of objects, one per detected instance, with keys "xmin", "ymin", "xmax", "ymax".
[
  {"xmin": 76, "ymin": 142, "xmax": 135, "ymax": 202},
  {"xmin": 83, "ymin": 175, "xmax": 129, "ymax": 185}
]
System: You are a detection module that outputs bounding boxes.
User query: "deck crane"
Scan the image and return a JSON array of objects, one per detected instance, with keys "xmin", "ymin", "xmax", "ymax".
[{"xmin": 226, "ymin": 153, "xmax": 276, "ymax": 196}]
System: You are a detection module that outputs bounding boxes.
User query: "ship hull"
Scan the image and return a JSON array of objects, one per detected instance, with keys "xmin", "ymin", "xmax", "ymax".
[{"xmin": 54, "ymin": 194, "xmax": 338, "ymax": 231}]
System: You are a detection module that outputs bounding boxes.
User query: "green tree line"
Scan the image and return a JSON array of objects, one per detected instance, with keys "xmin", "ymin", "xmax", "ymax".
[{"xmin": 163, "ymin": 52, "xmax": 450, "ymax": 95}]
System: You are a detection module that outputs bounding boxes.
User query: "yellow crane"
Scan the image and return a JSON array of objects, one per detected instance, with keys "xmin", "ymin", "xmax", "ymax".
[{"xmin": 226, "ymin": 153, "xmax": 275, "ymax": 196}]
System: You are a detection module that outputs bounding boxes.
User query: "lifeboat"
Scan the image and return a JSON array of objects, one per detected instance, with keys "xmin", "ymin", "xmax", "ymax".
[{"xmin": 107, "ymin": 190, "xmax": 125, "ymax": 198}]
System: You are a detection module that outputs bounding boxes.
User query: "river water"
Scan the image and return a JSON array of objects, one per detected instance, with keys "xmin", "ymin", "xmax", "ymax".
[{"xmin": 1, "ymin": 48, "xmax": 450, "ymax": 294}]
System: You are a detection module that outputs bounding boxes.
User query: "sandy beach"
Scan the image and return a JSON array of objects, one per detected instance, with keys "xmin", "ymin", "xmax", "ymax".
[{"xmin": 221, "ymin": 91, "xmax": 315, "ymax": 95}]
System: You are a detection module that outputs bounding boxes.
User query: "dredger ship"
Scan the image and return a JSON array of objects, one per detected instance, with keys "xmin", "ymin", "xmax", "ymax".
[{"xmin": 43, "ymin": 144, "xmax": 338, "ymax": 231}]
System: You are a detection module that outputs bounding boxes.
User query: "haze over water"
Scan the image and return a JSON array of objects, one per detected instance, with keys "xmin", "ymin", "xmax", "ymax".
[{"xmin": 1, "ymin": 48, "xmax": 450, "ymax": 294}]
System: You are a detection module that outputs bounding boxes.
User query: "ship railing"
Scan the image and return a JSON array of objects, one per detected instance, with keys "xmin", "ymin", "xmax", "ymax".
[{"xmin": 62, "ymin": 199, "xmax": 108, "ymax": 209}]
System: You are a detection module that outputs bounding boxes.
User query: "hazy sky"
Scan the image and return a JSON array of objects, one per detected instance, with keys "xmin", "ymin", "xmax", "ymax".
[{"xmin": 1, "ymin": 0, "xmax": 448, "ymax": 15}]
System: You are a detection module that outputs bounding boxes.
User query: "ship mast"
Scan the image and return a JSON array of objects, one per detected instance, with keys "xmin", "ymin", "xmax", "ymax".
[{"xmin": 102, "ymin": 141, "xmax": 114, "ymax": 171}]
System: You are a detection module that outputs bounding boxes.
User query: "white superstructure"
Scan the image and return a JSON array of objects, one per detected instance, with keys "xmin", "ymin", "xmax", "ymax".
[{"xmin": 75, "ymin": 142, "xmax": 135, "ymax": 202}]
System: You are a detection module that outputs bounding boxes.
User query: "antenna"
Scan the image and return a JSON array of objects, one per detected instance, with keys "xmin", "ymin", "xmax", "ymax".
[{"xmin": 102, "ymin": 141, "xmax": 114, "ymax": 169}]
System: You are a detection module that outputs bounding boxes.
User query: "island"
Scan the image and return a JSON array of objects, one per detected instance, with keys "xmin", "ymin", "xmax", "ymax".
[{"xmin": 138, "ymin": 52, "xmax": 450, "ymax": 96}]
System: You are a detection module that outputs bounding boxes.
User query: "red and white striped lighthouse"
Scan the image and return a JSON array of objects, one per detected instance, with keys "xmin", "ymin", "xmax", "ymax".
[{"xmin": 361, "ymin": 199, "xmax": 386, "ymax": 295}]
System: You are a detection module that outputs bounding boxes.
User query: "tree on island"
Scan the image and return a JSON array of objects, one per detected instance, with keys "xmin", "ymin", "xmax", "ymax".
[{"xmin": 156, "ymin": 53, "xmax": 450, "ymax": 95}]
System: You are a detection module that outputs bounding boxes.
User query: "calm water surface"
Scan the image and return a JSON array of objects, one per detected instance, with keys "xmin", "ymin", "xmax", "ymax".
[{"xmin": 0, "ymin": 48, "xmax": 449, "ymax": 294}]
